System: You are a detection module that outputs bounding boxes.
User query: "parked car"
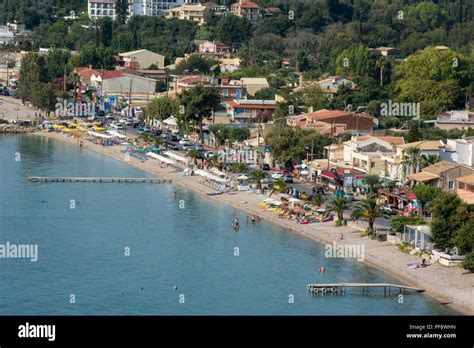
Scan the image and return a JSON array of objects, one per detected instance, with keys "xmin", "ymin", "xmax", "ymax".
[
  {"xmin": 179, "ymin": 138, "xmax": 190, "ymax": 145},
  {"xmin": 284, "ymin": 175, "xmax": 294, "ymax": 183},
  {"xmin": 271, "ymin": 172, "xmax": 284, "ymax": 179},
  {"xmin": 165, "ymin": 141, "xmax": 180, "ymax": 150},
  {"xmin": 261, "ymin": 163, "xmax": 271, "ymax": 171},
  {"xmin": 383, "ymin": 204, "xmax": 398, "ymax": 215},
  {"xmin": 180, "ymin": 143, "xmax": 194, "ymax": 151},
  {"xmin": 115, "ymin": 123, "xmax": 125, "ymax": 130},
  {"xmin": 202, "ymin": 151, "xmax": 215, "ymax": 158}
]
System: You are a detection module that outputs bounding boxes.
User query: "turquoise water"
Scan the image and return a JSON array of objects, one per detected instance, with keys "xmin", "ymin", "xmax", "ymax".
[{"xmin": 0, "ymin": 135, "xmax": 455, "ymax": 315}]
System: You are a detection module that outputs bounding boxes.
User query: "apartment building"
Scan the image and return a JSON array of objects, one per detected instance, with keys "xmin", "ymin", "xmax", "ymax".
[{"xmin": 88, "ymin": 0, "xmax": 196, "ymax": 20}]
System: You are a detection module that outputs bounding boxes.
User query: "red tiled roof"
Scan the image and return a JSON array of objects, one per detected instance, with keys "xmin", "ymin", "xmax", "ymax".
[
  {"xmin": 101, "ymin": 71, "xmax": 125, "ymax": 79},
  {"xmin": 232, "ymin": 1, "xmax": 259, "ymax": 9}
]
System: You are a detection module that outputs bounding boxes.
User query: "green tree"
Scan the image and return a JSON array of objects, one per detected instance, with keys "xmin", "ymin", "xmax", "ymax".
[
  {"xmin": 311, "ymin": 193, "xmax": 324, "ymax": 207},
  {"xmin": 336, "ymin": 44, "xmax": 376, "ymax": 79},
  {"xmin": 115, "ymin": 0, "xmax": 128, "ymax": 25},
  {"xmin": 429, "ymin": 192, "xmax": 465, "ymax": 249},
  {"xmin": 30, "ymin": 82, "xmax": 58, "ymax": 115},
  {"xmin": 327, "ymin": 196, "xmax": 348, "ymax": 222},
  {"xmin": 146, "ymin": 97, "xmax": 177, "ymax": 121},
  {"xmin": 174, "ymin": 55, "xmax": 216, "ymax": 75},
  {"xmin": 178, "ymin": 85, "xmax": 220, "ymax": 143},
  {"xmin": 413, "ymin": 184, "xmax": 440, "ymax": 217},
  {"xmin": 99, "ymin": 17, "xmax": 113, "ymax": 46},
  {"xmin": 351, "ymin": 198, "xmax": 382, "ymax": 234},
  {"xmin": 395, "ymin": 47, "xmax": 470, "ymax": 119},
  {"xmin": 18, "ymin": 53, "xmax": 41, "ymax": 103},
  {"xmin": 187, "ymin": 149, "xmax": 201, "ymax": 165}
]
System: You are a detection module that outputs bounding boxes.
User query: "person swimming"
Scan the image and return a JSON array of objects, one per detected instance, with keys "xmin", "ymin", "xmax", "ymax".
[{"xmin": 251, "ymin": 215, "xmax": 256, "ymax": 224}]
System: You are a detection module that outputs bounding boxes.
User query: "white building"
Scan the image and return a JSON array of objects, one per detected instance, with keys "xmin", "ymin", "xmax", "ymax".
[
  {"xmin": 88, "ymin": 0, "xmax": 197, "ymax": 20},
  {"xmin": 441, "ymin": 137, "xmax": 474, "ymax": 167}
]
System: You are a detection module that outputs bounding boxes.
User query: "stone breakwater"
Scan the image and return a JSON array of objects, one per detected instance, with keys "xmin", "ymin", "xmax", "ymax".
[{"xmin": 0, "ymin": 124, "xmax": 37, "ymax": 134}]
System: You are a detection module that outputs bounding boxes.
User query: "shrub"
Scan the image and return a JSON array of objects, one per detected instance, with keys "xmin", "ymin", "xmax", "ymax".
[{"xmin": 462, "ymin": 252, "xmax": 474, "ymax": 272}]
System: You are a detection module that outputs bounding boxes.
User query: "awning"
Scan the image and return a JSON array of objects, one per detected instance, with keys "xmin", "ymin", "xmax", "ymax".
[
  {"xmin": 164, "ymin": 151, "xmax": 190, "ymax": 164},
  {"xmin": 406, "ymin": 172, "xmax": 439, "ymax": 182},
  {"xmin": 320, "ymin": 170, "xmax": 337, "ymax": 180},
  {"xmin": 147, "ymin": 152, "xmax": 176, "ymax": 164},
  {"xmin": 288, "ymin": 197, "xmax": 304, "ymax": 204}
]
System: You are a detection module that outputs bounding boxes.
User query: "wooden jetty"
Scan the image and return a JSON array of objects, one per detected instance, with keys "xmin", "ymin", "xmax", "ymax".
[
  {"xmin": 307, "ymin": 283, "xmax": 425, "ymax": 296},
  {"xmin": 28, "ymin": 177, "xmax": 172, "ymax": 184}
]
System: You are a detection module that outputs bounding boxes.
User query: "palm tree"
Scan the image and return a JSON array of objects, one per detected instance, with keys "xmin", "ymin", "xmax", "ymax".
[
  {"xmin": 141, "ymin": 132, "xmax": 150, "ymax": 142},
  {"xmin": 187, "ymin": 149, "xmax": 201, "ymax": 165},
  {"xmin": 327, "ymin": 196, "xmax": 348, "ymax": 222},
  {"xmin": 272, "ymin": 178, "xmax": 287, "ymax": 192},
  {"xmin": 375, "ymin": 56, "xmax": 388, "ymax": 87},
  {"xmin": 420, "ymin": 154, "xmax": 440, "ymax": 170},
  {"xmin": 230, "ymin": 162, "xmax": 248, "ymax": 173},
  {"xmin": 311, "ymin": 193, "xmax": 324, "ymax": 207},
  {"xmin": 250, "ymin": 169, "xmax": 267, "ymax": 191},
  {"xmin": 351, "ymin": 198, "xmax": 382, "ymax": 234},
  {"xmin": 364, "ymin": 174, "xmax": 380, "ymax": 196},
  {"xmin": 401, "ymin": 146, "xmax": 421, "ymax": 176},
  {"xmin": 153, "ymin": 136, "xmax": 164, "ymax": 148}
]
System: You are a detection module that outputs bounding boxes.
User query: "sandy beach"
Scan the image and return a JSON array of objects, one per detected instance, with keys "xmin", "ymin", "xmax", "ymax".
[{"xmin": 31, "ymin": 130, "xmax": 474, "ymax": 315}]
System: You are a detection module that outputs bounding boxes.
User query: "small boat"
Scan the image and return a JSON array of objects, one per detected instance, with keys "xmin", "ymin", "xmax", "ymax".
[{"xmin": 207, "ymin": 192, "xmax": 223, "ymax": 196}]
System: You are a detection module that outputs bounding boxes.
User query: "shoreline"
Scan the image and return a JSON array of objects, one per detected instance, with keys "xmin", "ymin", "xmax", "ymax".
[{"xmin": 31, "ymin": 131, "xmax": 473, "ymax": 315}]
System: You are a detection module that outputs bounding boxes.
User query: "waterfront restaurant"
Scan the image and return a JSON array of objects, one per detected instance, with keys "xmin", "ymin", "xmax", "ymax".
[{"xmin": 377, "ymin": 188, "xmax": 417, "ymax": 214}]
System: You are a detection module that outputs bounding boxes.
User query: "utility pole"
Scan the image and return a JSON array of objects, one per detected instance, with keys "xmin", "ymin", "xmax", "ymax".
[
  {"xmin": 63, "ymin": 65, "xmax": 67, "ymax": 93},
  {"xmin": 128, "ymin": 78, "xmax": 132, "ymax": 119}
]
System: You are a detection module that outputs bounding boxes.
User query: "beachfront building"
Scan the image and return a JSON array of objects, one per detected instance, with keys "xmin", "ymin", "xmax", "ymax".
[
  {"xmin": 406, "ymin": 160, "xmax": 473, "ymax": 191},
  {"xmin": 225, "ymin": 99, "xmax": 277, "ymax": 124},
  {"xmin": 88, "ymin": 0, "xmax": 195, "ymax": 20},
  {"xmin": 342, "ymin": 135, "xmax": 404, "ymax": 175},
  {"xmin": 166, "ymin": 2, "xmax": 210, "ymax": 25},
  {"xmin": 231, "ymin": 0, "xmax": 260, "ymax": 22},
  {"xmin": 118, "ymin": 49, "xmax": 165, "ymax": 70}
]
